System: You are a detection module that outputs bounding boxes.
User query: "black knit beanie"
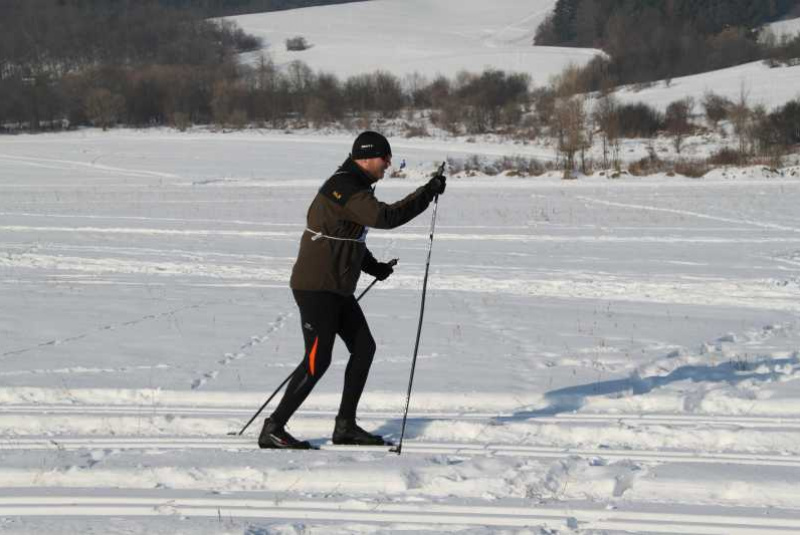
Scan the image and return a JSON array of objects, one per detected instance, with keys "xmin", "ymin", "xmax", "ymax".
[{"xmin": 351, "ymin": 131, "xmax": 392, "ymax": 160}]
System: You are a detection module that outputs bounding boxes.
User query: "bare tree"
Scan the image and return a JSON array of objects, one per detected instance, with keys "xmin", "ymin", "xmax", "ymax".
[
  {"xmin": 211, "ymin": 79, "xmax": 247, "ymax": 129},
  {"xmin": 551, "ymin": 63, "xmax": 587, "ymax": 98},
  {"xmin": 84, "ymin": 88, "xmax": 125, "ymax": 130},
  {"xmin": 665, "ymin": 97, "xmax": 695, "ymax": 154},
  {"xmin": 729, "ymin": 83, "xmax": 752, "ymax": 158},
  {"xmin": 250, "ymin": 55, "xmax": 286, "ymax": 126},
  {"xmin": 702, "ymin": 92, "xmax": 732, "ymax": 131},
  {"xmin": 372, "ymin": 71, "xmax": 405, "ymax": 118},
  {"xmin": 593, "ymin": 93, "xmax": 621, "ymax": 171},
  {"xmin": 307, "ymin": 72, "xmax": 343, "ymax": 126},
  {"xmin": 403, "ymin": 72, "xmax": 429, "ymax": 108},
  {"xmin": 554, "ymin": 96, "xmax": 589, "ymax": 179}
]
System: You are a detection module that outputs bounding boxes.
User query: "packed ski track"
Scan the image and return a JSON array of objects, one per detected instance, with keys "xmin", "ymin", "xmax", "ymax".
[{"xmin": 2, "ymin": 129, "xmax": 800, "ymax": 535}]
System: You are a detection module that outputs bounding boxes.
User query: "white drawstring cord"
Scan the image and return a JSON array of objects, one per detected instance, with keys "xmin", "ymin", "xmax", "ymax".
[{"xmin": 305, "ymin": 228, "xmax": 367, "ymax": 243}]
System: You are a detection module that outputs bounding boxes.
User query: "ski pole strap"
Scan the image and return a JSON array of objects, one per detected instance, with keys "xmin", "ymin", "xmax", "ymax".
[{"xmin": 305, "ymin": 227, "xmax": 367, "ymax": 243}]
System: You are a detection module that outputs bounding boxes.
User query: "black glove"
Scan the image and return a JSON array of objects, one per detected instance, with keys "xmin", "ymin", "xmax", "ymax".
[
  {"xmin": 372, "ymin": 261, "xmax": 394, "ymax": 281},
  {"xmin": 426, "ymin": 174, "xmax": 446, "ymax": 196}
]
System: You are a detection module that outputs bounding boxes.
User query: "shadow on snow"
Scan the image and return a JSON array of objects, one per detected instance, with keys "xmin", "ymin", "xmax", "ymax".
[
  {"xmin": 376, "ymin": 354, "xmax": 799, "ymax": 440},
  {"xmin": 502, "ymin": 354, "xmax": 800, "ymax": 421}
]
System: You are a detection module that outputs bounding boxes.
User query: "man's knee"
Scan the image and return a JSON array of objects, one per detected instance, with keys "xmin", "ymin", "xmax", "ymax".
[
  {"xmin": 307, "ymin": 339, "xmax": 333, "ymax": 378},
  {"xmin": 314, "ymin": 354, "xmax": 332, "ymax": 377}
]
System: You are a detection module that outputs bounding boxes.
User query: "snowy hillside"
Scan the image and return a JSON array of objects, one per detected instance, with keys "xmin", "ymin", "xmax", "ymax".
[
  {"xmin": 614, "ymin": 60, "xmax": 800, "ymax": 112},
  {"xmin": 764, "ymin": 15, "xmax": 800, "ymax": 40},
  {"xmin": 227, "ymin": 0, "xmax": 800, "ymax": 112},
  {"xmin": 2, "ymin": 129, "xmax": 800, "ymax": 533},
  {"xmin": 609, "ymin": 16, "xmax": 800, "ymax": 111},
  {"xmin": 228, "ymin": 0, "xmax": 600, "ymax": 81}
]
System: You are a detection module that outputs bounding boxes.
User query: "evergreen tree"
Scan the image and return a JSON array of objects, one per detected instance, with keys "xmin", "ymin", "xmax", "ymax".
[
  {"xmin": 553, "ymin": 0, "xmax": 579, "ymax": 44},
  {"xmin": 538, "ymin": 0, "xmax": 800, "ymax": 88}
]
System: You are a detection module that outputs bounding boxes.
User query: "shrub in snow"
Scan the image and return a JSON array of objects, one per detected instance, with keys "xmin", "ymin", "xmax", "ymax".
[
  {"xmin": 286, "ymin": 36, "xmax": 311, "ymax": 51},
  {"xmin": 674, "ymin": 160, "xmax": 711, "ymax": 178},
  {"xmin": 616, "ymin": 103, "xmax": 664, "ymax": 138},
  {"xmin": 445, "ymin": 155, "xmax": 548, "ymax": 177},
  {"xmin": 709, "ymin": 148, "xmax": 745, "ymax": 167},
  {"xmin": 84, "ymin": 88, "xmax": 125, "ymax": 131},
  {"xmin": 702, "ymin": 92, "xmax": 733, "ymax": 129}
]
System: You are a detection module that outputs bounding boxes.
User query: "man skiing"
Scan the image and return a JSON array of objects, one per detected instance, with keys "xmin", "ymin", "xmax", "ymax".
[{"xmin": 259, "ymin": 131, "xmax": 447, "ymax": 449}]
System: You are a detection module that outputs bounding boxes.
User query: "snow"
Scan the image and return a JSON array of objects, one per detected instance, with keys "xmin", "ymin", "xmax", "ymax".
[
  {"xmin": 228, "ymin": 0, "xmax": 600, "ymax": 81},
  {"xmin": 2, "ymin": 1, "xmax": 800, "ymax": 532},
  {"xmin": 609, "ymin": 16, "xmax": 800, "ymax": 111},
  {"xmin": 613, "ymin": 60, "xmax": 800, "ymax": 112},
  {"xmin": 228, "ymin": 0, "xmax": 800, "ymax": 113},
  {"xmin": 2, "ymin": 127, "xmax": 800, "ymax": 534},
  {"xmin": 764, "ymin": 16, "xmax": 800, "ymax": 41}
]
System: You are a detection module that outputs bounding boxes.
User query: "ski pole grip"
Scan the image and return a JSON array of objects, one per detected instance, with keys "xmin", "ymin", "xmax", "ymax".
[
  {"xmin": 388, "ymin": 258, "xmax": 398, "ymax": 267},
  {"xmin": 433, "ymin": 162, "xmax": 446, "ymax": 201}
]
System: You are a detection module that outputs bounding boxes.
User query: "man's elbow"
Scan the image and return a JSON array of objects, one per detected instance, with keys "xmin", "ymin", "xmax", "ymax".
[
  {"xmin": 371, "ymin": 214, "xmax": 399, "ymax": 229},
  {"xmin": 376, "ymin": 218, "xmax": 404, "ymax": 230}
]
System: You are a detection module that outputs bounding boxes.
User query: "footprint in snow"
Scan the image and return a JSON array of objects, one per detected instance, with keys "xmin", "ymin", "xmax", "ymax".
[{"xmin": 191, "ymin": 371, "xmax": 218, "ymax": 390}]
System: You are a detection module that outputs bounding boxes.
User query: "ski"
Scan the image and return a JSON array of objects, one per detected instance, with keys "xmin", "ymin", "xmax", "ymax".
[
  {"xmin": 253, "ymin": 444, "xmax": 396, "ymax": 453},
  {"xmin": 238, "ymin": 436, "xmax": 396, "ymax": 452},
  {"xmin": 320, "ymin": 443, "xmax": 396, "ymax": 452}
]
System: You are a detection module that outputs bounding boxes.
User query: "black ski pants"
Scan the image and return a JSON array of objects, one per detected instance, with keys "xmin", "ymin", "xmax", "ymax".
[{"xmin": 270, "ymin": 290, "xmax": 376, "ymax": 427}]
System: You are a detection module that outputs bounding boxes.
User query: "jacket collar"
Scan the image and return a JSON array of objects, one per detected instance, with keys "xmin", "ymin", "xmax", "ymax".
[{"xmin": 341, "ymin": 157, "xmax": 378, "ymax": 186}]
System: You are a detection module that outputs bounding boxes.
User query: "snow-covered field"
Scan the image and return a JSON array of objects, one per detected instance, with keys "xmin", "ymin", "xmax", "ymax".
[
  {"xmin": 229, "ymin": 0, "xmax": 600, "ymax": 81},
  {"xmin": 1, "ymin": 128, "xmax": 800, "ymax": 534}
]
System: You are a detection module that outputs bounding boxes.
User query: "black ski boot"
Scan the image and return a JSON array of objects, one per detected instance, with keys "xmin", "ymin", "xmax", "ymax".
[
  {"xmin": 332, "ymin": 417, "xmax": 391, "ymax": 446},
  {"xmin": 258, "ymin": 418, "xmax": 314, "ymax": 450}
]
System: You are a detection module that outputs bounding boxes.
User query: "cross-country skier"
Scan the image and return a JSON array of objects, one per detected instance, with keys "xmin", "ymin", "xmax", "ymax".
[{"xmin": 259, "ymin": 131, "xmax": 447, "ymax": 449}]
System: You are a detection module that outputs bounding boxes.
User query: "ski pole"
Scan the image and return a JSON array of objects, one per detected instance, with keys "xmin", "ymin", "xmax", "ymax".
[
  {"xmin": 356, "ymin": 258, "xmax": 398, "ymax": 301},
  {"xmin": 232, "ymin": 258, "xmax": 399, "ymax": 437},
  {"xmin": 391, "ymin": 162, "xmax": 445, "ymax": 455},
  {"xmin": 232, "ymin": 371, "xmax": 293, "ymax": 436}
]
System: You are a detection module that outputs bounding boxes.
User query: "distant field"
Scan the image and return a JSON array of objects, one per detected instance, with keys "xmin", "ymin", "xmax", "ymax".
[
  {"xmin": 765, "ymin": 15, "xmax": 800, "ymax": 40},
  {"xmin": 228, "ymin": 0, "xmax": 599, "ymax": 81},
  {"xmin": 229, "ymin": 2, "xmax": 800, "ymax": 111},
  {"xmin": 614, "ymin": 59, "xmax": 800, "ymax": 111}
]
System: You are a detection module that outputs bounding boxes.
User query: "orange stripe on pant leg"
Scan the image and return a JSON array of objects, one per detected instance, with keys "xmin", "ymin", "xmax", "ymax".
[{"xmin": 309, "ymin": 336, "xmax": 319, "ymax": 376}]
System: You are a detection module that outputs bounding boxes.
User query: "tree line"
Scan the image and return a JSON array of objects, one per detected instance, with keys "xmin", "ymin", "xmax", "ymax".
[
  {"xmin": 539, "ymin": 0, "xmax": 799, "ymax": 46},
  {"xmin": 548, "ymin": 90, "xmax": 800, "ymax": 178},
  {"xmin": 158, "ymin": 0, "xmax": 366, "ymax": 17},
  {"xmin": 3, "ymin": 56, "xmax": 531, "ymax": 133},
  {"xmin": 0, "ymin": 0, "xmax": 530, "ymax": 133},
  {"xmin": 535, "ymin": 0, "xmax": 800, "ymax": 87},
  {"xmin": 0, "ymin": 0, "xmax": 362, "ymax": 128},
  {"xmin": 0, "ymin": 0, "xmax": 264, "ymax": 129}
]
